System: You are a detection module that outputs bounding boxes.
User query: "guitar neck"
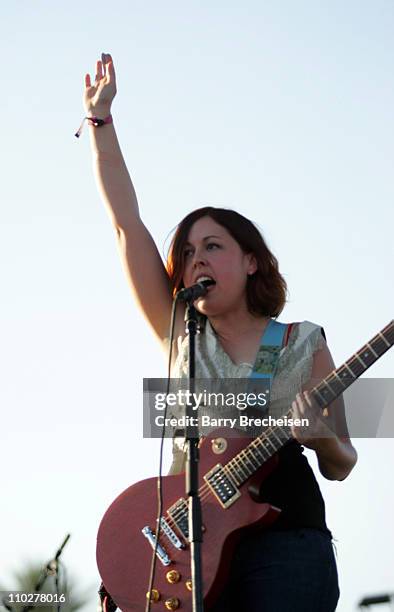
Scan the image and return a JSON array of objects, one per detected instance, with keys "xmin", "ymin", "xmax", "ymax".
[{"xmin": 224, "ymin": 320, "xmax": 394, "ymax": 486}]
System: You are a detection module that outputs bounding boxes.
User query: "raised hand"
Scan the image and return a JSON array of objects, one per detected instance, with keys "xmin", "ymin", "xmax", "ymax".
[{"xmin": 83, "ymin": 52, "xmax": 117, "ymax": 117}]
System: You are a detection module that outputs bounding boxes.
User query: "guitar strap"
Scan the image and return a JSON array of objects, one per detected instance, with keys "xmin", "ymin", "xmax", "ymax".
[{"xmin": 249, "ymin": 319, "xmax": 290, "ymax": 380}]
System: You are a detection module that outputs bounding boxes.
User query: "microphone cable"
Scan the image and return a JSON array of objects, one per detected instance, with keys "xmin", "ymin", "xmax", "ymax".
[{"xmin": 145, "ymin": 296, "xmax": 179, "ymax": 612}]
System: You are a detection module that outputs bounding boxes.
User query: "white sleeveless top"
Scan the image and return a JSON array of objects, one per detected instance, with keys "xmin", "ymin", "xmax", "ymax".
[{"xmin": 165, "ymin": 319, "xmax": 326, "ymax": 475}]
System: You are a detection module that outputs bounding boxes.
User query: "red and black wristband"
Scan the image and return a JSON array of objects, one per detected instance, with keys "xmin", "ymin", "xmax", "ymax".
[{"xmin": 74, "ymin": 114, "xmax": 113, "ymax": 138}]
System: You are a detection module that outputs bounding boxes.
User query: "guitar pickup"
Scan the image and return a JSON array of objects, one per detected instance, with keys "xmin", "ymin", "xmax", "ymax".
[
  {"xmin": 204, "ymin": 464, "xmax": 241, "ymax": 509},
  {"xmin": 159, "ymin": 517, "xmax": 186, "ymax": 550}
]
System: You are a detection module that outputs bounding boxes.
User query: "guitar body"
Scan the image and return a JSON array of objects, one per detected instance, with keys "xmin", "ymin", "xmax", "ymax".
[{"xmin": 97, "ymin": 428, "xmax": 281, "ymax": 611}]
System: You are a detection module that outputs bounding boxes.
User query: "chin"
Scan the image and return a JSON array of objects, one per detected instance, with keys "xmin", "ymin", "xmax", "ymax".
[{"xmin": 194, "ymin": 297, "xmax": 227, "ymax": 318}]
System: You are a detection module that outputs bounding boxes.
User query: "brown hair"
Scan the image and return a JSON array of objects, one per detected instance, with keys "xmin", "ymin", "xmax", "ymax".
[{"xmin": 166, "ymin": 206, "xmax": 287, "ymax": 318}]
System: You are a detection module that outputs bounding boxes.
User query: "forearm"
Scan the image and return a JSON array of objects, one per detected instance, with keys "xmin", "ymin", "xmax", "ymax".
[
  {"xmin": 88, "ymin": 115, "xmax": 140, "ymax": 231},
  {"xmin": 314, "ymin": 436, "xmax": 358, "ymax": 481}
]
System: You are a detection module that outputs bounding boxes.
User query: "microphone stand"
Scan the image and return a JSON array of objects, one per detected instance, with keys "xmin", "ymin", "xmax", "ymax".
[
  {"xmin": 20, "ymin": 534, "xmax": 71, "ymax": 612},
  {"xmin": 184, "ymin": 301, "xmax": 204, "ymax": 612}
]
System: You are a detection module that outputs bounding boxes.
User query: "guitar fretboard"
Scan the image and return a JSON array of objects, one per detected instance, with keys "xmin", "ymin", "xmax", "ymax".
[{"xmin": 224, "ymin": 320, "xmax": 394, "ymax": 487}]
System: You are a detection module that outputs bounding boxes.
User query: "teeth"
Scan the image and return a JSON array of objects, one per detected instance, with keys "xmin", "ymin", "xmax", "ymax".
[{"xmin": 196, "ymin": 276, "xmax": 214, "ymax": 283}]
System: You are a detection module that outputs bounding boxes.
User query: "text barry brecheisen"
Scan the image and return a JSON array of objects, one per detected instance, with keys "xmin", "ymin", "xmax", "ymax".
[{"xmin": 154, "ymin": 415, "xmax": 309, "ymax": 428}]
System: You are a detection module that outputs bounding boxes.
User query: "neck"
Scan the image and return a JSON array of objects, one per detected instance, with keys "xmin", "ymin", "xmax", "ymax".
[{"xmin": 208, "ymin": 307, "xmax": 269, "ymax": 340}]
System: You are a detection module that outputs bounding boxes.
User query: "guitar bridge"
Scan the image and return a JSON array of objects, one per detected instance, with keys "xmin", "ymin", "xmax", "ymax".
[
  {"xmin": 141, "ymin": 526, "xmax": 172, "ymax": 566},
  {"xmin": 204, "ymin": 464, "xmax": 241, "ymax": 508}
]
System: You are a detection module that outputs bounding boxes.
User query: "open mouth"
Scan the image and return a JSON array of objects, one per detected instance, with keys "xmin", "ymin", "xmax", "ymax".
[{"xmin": 195, "ymin": 275, "xmax": 216, "ymax": 286}]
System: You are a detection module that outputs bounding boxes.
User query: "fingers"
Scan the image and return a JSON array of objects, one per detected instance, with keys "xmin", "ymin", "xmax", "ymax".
[
  {"xmin": 107, "ymin": 58, "xmax": 115, "ymax": 79},
  {"xmin": 291, "ymin": 397, "xmax": 301, "ymax": 426},
  {"xmin": 291, "ymin": 392, "xmax": 309, "ymax": 427},
  {"xmin": 292, "ymin": 392, "xmax": 306, "ymax": 418},
  {"xmin": 84, "ymin": 53, "xmax": 114, "ymax": 92},
  {"xmin": 101, "ymin": 52, "xmax": 115, "ymax": 80},
  {"xmin": 291, "ymin": 394, "xmax": 310, "ymax": 443},
  {"xmin": 293, "ymin": 391, "xmax": 315, "ymax": 414},
  {"xmin": 95, "ymin": 60, "xmax": 103, "ymax": 82}
]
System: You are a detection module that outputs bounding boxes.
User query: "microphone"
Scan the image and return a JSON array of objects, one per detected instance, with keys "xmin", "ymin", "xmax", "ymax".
[{"xmin": 176, "ymin": 279, "xmax": 215, "ymax": 302}]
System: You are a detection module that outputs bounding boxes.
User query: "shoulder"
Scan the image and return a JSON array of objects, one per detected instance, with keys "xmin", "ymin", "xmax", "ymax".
[{"xmin": 285, "ymin": 320, "xmax": 327, "ymax": 353}]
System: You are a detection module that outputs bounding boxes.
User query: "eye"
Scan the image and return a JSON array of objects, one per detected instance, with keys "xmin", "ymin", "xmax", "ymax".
[
  {"xmin": 183, "ymin": 242, "xmax": 221, "ymax": 259},
  {"xmin": 183, "ymin": 247, "xmax": 193, "ymax": 258},
  {"xmin": 207, "ymin": 242, "xmax": 220, "ymax": 250}
]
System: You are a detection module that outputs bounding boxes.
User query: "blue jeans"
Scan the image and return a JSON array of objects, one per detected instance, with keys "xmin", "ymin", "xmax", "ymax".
[{"xmin": 209, "ymin": 528, "xmax": 340, "ymax": 612}]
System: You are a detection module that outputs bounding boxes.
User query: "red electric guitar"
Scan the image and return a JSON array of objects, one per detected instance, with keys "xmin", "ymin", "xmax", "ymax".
[{"xmin": 97, "ymin": 321, "xmax": 393, "ymax": 611}]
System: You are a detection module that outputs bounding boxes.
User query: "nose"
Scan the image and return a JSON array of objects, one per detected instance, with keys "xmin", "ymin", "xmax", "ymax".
[
  {"xmin": 191, "ymin": 247, "xmax": 208, "ymax": 269},
  {"xmin": 183, "ymin": 248, "xmax": 208, "ymax": 287}
]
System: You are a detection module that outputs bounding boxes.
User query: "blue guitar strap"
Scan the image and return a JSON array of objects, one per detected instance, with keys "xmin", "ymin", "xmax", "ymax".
[
  {"xmin": 249, "ymin": 318, "xmax": 288, "ymax": 381},
  {"xmin": 245, "ymin": 319, "xmax": 289, "ymax": 420}
]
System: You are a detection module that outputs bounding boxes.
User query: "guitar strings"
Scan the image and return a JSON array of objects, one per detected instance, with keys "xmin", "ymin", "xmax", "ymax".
[{"xmin": 162, "ymin": 421, "xmax": 288, "ymax": 532}]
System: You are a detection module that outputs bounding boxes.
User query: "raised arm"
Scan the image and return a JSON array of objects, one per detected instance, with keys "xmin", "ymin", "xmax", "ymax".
[{"xmin": 83, "ymin": 53, "xmax": 180, "ymax": 343}]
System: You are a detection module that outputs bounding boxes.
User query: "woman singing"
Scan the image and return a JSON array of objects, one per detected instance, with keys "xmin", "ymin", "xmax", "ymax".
[{"xmin": 82, "ymin": 53, "xmax": 357, "ymax": 612}]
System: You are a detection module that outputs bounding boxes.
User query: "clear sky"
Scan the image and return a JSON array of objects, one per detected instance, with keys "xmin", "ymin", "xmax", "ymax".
[{"xmin": 1, "ymin": 1, "xmax": 393, "ymax": 610}]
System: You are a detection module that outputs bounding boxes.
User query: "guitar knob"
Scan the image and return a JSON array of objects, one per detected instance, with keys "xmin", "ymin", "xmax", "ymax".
[
  {"xmin": 185, "ymin": 579, "xmax": 192, "ymax": 591},
  {"xmin": 146, "ymin": 589, "xmax": 160, "ymax": 602},
  {"xmin": 166, "ymin": 570, "xmax": 181, "ymax": 583},
  {"xmin": 212, "ymin": 437, "xmax": 227, "ymax": 454},
  {"xmin": 164, "ymin": 597, "xmax": 180, "ymax": 610}
]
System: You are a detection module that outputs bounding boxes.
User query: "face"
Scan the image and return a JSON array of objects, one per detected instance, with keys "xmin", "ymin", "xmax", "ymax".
[{"xmin": 181, "ymin": 216, "xmax": 257, "ymax": 316}]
